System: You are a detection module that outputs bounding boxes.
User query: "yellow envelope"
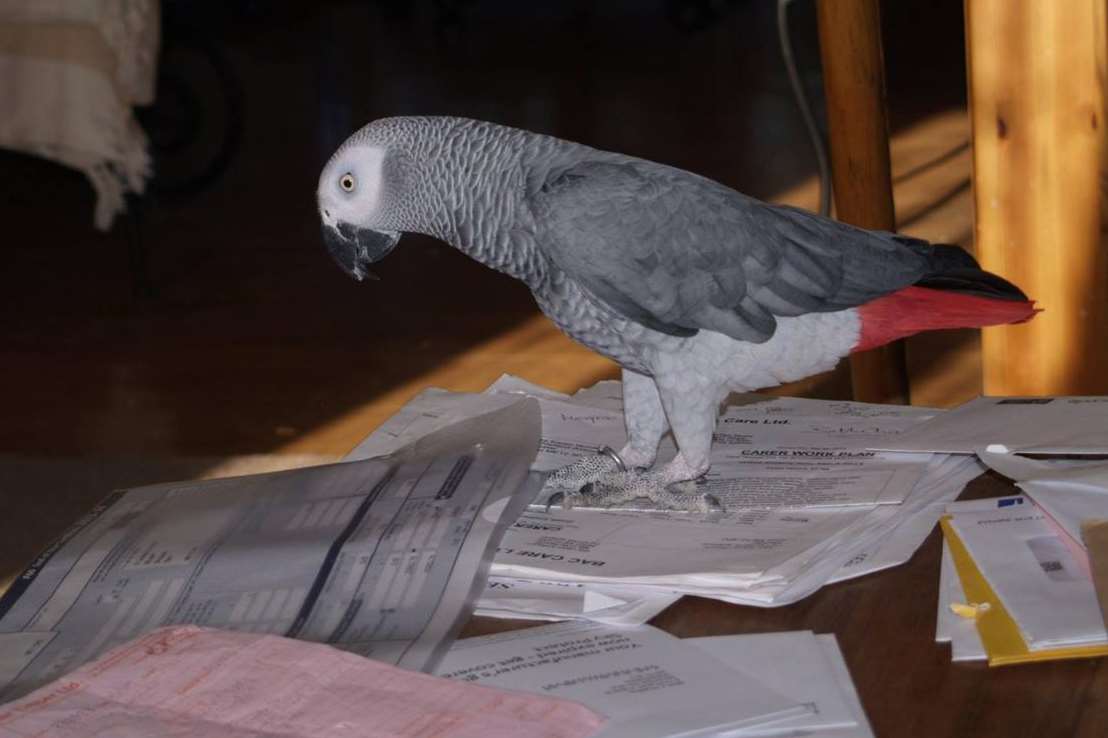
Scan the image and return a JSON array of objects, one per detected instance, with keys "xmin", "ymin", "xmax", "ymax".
[{"xmin": 940, "ymin": 516, "xmax": 1108, "ymax": 666}]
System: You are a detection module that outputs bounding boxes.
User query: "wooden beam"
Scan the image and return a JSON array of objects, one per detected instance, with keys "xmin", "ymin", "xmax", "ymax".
[
  {"xmin": 816, "ymin": 0, "xmax": 910, "ymax": 404},
  {"xmin": 966, "ymin": 0, "xmax": 1108, "ymax": 395}
]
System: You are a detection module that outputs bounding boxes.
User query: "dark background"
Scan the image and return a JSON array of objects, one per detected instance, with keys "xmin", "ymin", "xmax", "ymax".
[{"xmin": 1, "ymin": 0, "xmax": 966, "ymax": 455}]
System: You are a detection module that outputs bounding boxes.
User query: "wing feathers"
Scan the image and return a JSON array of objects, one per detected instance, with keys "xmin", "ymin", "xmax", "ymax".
[{"xmin": 528, "ymin": 159, "xmax": 935, "ymax": 342}]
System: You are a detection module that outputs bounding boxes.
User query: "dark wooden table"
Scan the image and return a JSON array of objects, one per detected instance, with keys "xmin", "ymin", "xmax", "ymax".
[
  {"xmin": 462, "ymin": 471, "xmax": 1107, "ymax": 738},
  {"xmin": 4, "ymin": 462, "xmax": 1103, "ymax": 737}
]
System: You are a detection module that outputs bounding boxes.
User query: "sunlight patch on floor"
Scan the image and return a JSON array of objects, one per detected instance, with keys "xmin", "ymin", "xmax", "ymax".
[{"xmin": 278, "ymin": 314, "xmax": 619, "ymax": 455}]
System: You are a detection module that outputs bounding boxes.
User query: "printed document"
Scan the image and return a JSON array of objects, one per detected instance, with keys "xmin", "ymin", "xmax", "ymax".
[
  {"xmin": 436, "ymin": 621, "xmax": 808, "ymax": 738},
  {"xmin": 347, "ymin": 378, "xmax": 979, "ymax": 616},
  {"xmin": 493, "ymin": 505, "xmax": 873, "ymax": 586},
  {"xmin": 0, "ymin": 399, "xmax": 542, "ymax": 698},
  {"xmin": 528, "ymin": 391, "xmax": 936, "ymax": 509},
  {"xmin": 0, "ymin": 626, "xmax": 605, "ymax": 738},
  {"xmin": 350, "ymin": 377, "xmax": 936, "ymax": 511}
]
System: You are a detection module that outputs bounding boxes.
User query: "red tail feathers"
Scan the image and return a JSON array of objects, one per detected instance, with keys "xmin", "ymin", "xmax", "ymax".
[{"xmin": 854, "ymin": 286, "xmax": 1038, "ymax": 352}]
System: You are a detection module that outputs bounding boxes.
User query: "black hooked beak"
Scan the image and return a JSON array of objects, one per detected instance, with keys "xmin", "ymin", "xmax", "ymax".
[{"xmin": 321, "ymin": 222, "xmax": 401, "ymax": 281}]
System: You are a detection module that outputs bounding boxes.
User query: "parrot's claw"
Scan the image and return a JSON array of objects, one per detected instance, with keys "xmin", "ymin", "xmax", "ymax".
[
  {"xmin": 554, "ymin": 472, "xmax": 723, "ymax": 513},
  {"xmin": 544, "ymin": 490, "xmax": 566, "ymax": 513},
  {"xmin": 541, "ymin": 450, "xmax": 723, "ymax": 513},
  {"xmin": 541, "ymin": 447, "xmax": 626, "ymax": 496}
]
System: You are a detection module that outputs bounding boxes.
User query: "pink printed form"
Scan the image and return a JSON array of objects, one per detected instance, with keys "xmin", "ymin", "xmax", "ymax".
[{"xmin": 0, "ymin": 626, "xmax": 605, "ymax": 738}]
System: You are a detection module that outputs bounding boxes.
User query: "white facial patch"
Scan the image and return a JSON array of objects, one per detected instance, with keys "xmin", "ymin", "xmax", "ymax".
[{"xmin": 318, "ymin": 145, "xmax": 388, "ymax": 229}]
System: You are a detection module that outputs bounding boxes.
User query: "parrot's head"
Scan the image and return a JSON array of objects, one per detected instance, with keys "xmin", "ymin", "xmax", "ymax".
[{"xmin": 317, "ymin": 130, "xmax": 409, "ymax": 281}]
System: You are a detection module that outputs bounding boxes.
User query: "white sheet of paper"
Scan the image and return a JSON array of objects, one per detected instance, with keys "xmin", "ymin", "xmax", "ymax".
[
  {"xmin": 829, "ymin": 455, "xmax": 985, "ymax": 585},
  {"xmin": 529, "ymin": 394, "xmax": 935, "ymax": 510},
  {"xmin": 687, "ymin": 631, "xmax": 858, "ymax": 734},
  {"xmin": 570, "ymin": 379, "xmax": 626, "ymax": 411},
  {"xmin": 475, "ymin": 577, "xmax": 680, "ymax": 625},
  {"xmin": 346, "ymin": 388, "xmax": 525, "ymax": 461},
  {"xmin": 494, "ymin": 505, "xmax": 873, "ymax": 587},
  {"xmin": 531, "ymin": 398, "xmax": 629, "ymax": 473},
  {"xmin": 812, "ymin": 634, "xmax": 877, "ymax": 738},
  {"xmin": 436, "ymin": 622, "xmax": 808, "ymax": 738},
  {"xmin": 873, "ymin": 396, "xmax": 1108, "ymax": 455},
  {"xmin": 947, "ymin": 506, "xmax": 1108, "ymax": 649},
  {"xmin": 694, "ymin": 635, "xmax": 874, "ymax": 738},
  {"xmin": 352, "ymin": 379, "xmax": 936, "ymax": 512},
  {"xmin": 475, "ymin": 577, "xmax": 589, "ymax": 621}
]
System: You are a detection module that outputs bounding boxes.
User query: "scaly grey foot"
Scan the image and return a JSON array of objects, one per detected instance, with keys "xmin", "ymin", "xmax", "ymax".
[
  {"xmin": 554, "ymin": 471, "xmax": 723, "ymax": 513},
  {"xmin": 541, "ymin": 447, "xmax": 626, "ymax": 507}
]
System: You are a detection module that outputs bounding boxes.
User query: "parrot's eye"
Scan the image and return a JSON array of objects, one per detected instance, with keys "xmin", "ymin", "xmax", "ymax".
[{"xmin": 340, "ymin": 173, "xmax": 356, "ymax": 192}]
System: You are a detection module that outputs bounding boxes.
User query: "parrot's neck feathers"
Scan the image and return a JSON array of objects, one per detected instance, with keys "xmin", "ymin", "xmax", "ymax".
[{"xmin": 397, "ymin": 118, "xmax": 573, "ymax": 290}]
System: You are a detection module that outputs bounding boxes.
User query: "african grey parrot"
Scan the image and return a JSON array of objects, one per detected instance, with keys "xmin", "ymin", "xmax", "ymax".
[{"xmin": 318, "ymin": 116, "xmax": 1035, "ymax": 512}]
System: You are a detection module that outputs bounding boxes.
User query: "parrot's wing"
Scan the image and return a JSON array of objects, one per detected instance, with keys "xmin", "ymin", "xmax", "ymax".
[{"xmin": 527, "ymin": 160, "xmax": 935, "ymax": 342}]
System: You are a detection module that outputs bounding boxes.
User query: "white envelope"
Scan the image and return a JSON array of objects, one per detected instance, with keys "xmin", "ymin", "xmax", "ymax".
[
  {"xmin": 946, "ymin": 507, "xmax": 1108, "ymax": 649},
  {"xmin": 871, "ymin": 396, "xmax": 1108, "ymax": 455},
  {"xmin": 976, "ymin": 450, "xmax": 1108, "ymax": 548}
]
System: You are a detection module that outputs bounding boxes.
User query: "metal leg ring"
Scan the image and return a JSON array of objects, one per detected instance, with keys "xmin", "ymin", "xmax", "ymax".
[{"xmin": 598, "ymin": 446, "xmax": 627, "ymax": 473}]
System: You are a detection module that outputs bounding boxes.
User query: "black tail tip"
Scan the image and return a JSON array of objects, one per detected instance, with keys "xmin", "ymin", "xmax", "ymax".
[{"xmin": 916, "ymin": 268, "xmax": 1029, "ymax": 302}]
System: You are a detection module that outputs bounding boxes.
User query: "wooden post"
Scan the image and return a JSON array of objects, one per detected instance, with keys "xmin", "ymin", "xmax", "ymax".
[
  {"xmin": 817, "ymin": 0, "xmax": 910, "ymax": 404},
  {"xmin": 966, "ymin": 0, "xmax": 1108, "ymax": 395}
]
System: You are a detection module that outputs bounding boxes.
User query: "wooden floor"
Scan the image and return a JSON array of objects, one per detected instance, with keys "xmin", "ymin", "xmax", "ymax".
[
  {"xmin": 0, "ymin": 2, "xmax": 980, "ymax": 459},
  {"xmin": 3, "ymin": 2, "xmax": 1102, "ymax": 736}
]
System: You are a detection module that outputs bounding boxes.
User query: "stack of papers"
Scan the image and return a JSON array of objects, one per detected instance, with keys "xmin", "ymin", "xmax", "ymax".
[
  {"xmin": 912, "ymin": 397, "xmax": 1108, "ymax": 665},
  {"xmin": 0, "ymin": 625, "xmax": 606, "ymax": 738},
  {"xmin": 436, "ymin": 621, "xmax": 874, "ymax": 738},
  {"xmin": 0, "ymin": 399, "xmax": 543, "ymax": 699},
  {"xmin": 937, "ymin": 493, "xmax": 1108, "ymax": 665},
  {"xmin": 348, "ymin": 375, "xmax": 985, "ymax": 621}
]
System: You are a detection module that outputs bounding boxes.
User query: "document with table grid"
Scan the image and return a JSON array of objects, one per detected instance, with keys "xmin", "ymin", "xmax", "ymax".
[{"xmin": 0, "ymin": 399, "xmax": 541, "ymax": 700}]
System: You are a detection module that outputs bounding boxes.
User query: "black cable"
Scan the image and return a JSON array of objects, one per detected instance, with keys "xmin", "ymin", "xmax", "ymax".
[{"xmin": 776, "ymin": 0, "xmax": 832, "ymax": 217}]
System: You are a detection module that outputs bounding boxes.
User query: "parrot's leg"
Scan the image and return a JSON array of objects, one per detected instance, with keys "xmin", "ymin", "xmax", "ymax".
[
  {"xmin": 556, "ymin": 372, "xmax": 723, "ymax": 513},
  {"xmin": 542, "ymin": 369, "xmax": 667, "ymax": 501},
  {"xmin": 614, "ymin": 368, "xmax": 669, "ymax": 469}
]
